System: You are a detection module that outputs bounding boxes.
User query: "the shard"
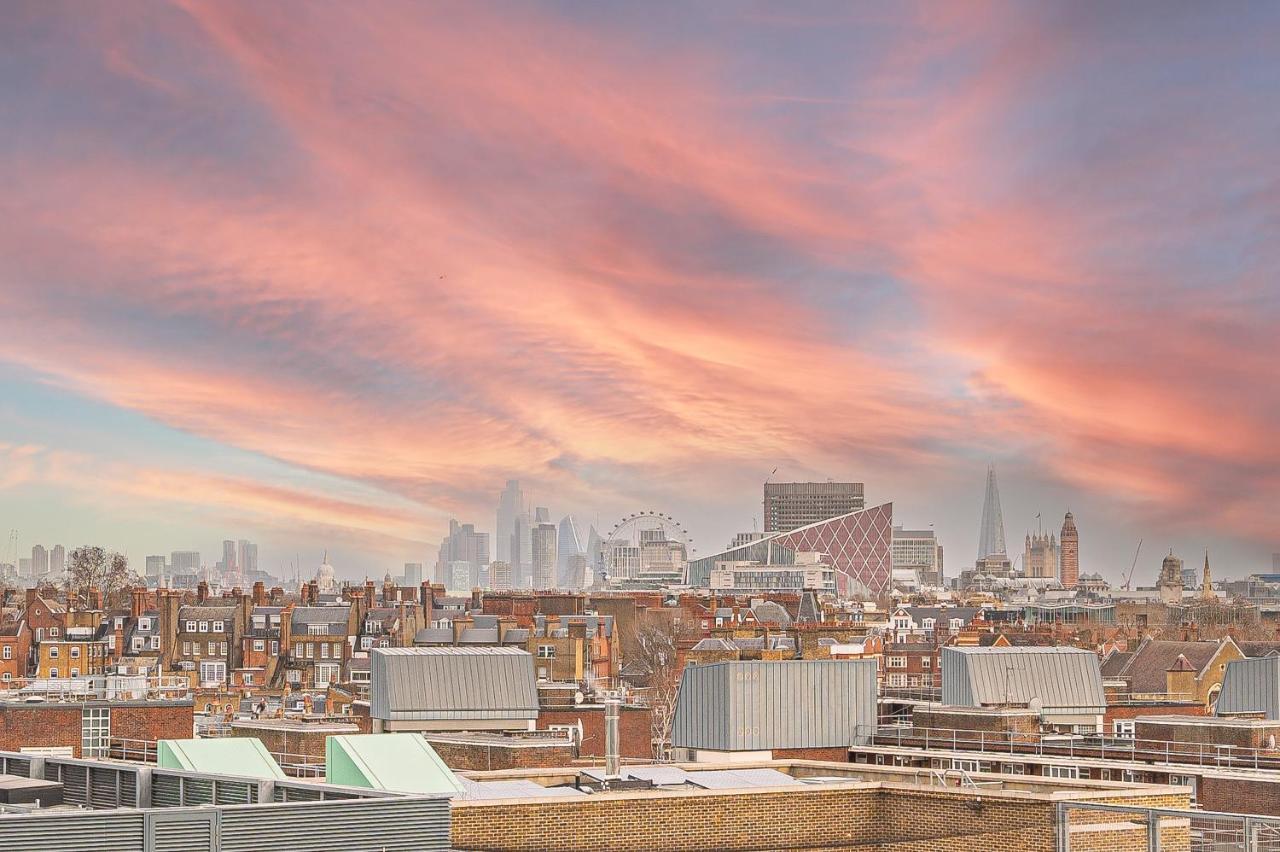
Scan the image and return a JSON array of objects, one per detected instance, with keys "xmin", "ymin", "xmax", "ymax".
[{"xmin": 976, "ymin": 464, "xmax": 1008, "ymax": 560}]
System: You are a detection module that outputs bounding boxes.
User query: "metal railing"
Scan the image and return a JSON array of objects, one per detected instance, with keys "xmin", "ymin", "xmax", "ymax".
[
  {"xmin": 1058, "ymin": 800, "xmax": 1280, "ymax": 851},
  {"xmin": 110, "ymin": 738, "xmax": 326, "ymax": 778},
  {"xmin": 0, "ymin": 674, "xmax": 192, "ymax": 702},
  {"xmin": 868, "ymin": 724, "xmax": 1280, "ymax": 771}
]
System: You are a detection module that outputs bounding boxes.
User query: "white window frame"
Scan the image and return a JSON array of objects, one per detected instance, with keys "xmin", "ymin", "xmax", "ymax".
[
  {"xmin": 1045, "ymin": 765, "xmax": 1080, "ymax": 779},
  {"xmin": 213, "ymin": 621, "xmax": 225, "ymax": 633},
  {"xmin": 150, "ymin": 635, "xmax": 160, "ymax": 650},
  {"xmin": 887, "ymin": 656, "xmax": 907, "ymax": 669},
  {"xmin": 253, "ymin": 639, "xmax": 265, "ymax": 652},
  {"xmin": 49, "ymin": 646, "xmax": 59, "ymax": 659},
  {"xmin": 1, "ymin": 645, "xmax": 10, "ymax": 660},
  {"xmin": 1112, "ymin": 719, "xmax": 1136, "ymax": 738},
  {"xmin": 185, "ymin": 621, "xmax": 197, "ymax": 633},
  {"xmin": 198, "ymin": 621, "xmax": 209, "ymax": 633},
  {"xmin": 314, "ymin": 663, "xmax": 339, "ymax": 688}
]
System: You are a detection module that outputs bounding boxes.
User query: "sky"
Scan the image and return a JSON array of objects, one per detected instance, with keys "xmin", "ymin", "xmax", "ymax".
[{"xmin": 0, "ymin": 1, "xmax": 1277, "ymax": 584}]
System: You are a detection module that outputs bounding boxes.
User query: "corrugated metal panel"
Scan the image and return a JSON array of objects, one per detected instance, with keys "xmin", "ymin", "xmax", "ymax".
[
  {"xmin": 1217, "ymin": 656, "xmax": 1280, "ymax": 719},
  {"xmin": 0, "ymin": 811, "xmax": 145, "ymax": 851},
  {"xmin": 671, "ymin": 659, "xmax": 877, "ymax": 751},
  {"xmin": 152, "ymin": 773, "xmax": 184, "ymax": 807},
  {"xmin": 213, "ymin": 779, "xmax": 256, "ymax": 805},
  {"xmin": 371, "ymin": 647, "xmax": 539, "ymax": 721},
  {"xmin": 56, "ymin": 763, "xmax": 88, "ymax": 806},
  {"xmin": 0, "ymin": 755, "xmax": 31, "ymax": 777},
  {"xmin": 219, "ymin": 798, "xmax": 451, "ymax": 852},
  {"xmin": 149, "ymin": 812, "xmax": 214, "ymax": 852},
  {"xmin": 941, "ymin": 646, "xmax": 1105, "ymax": 711}
]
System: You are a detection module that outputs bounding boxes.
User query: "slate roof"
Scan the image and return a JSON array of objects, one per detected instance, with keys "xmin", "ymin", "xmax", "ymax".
[
  {"xmin": 1100, "ymin": 650, "xmax": 1135, "ymax": 678},
  {"xmin": 1112, "ymin": 639, "xmax": 1234, "ymax": 694}
]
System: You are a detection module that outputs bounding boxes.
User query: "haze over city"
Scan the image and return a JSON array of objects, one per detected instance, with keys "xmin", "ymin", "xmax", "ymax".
[{"xmin": 1, "ymin": 1, "xmax": 1277, "ymax": 581}]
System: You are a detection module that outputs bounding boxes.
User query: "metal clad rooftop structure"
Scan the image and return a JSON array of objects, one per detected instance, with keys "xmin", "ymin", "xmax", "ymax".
[
  {"xmin": 941, "ymin": 646, "xmax": 1105, "ymax": 711},
  {"xmin": 155, "ymin": 737, "xmax": 286, "ymax": 779},
  {"xmin": 326, "ymin": 733, "xmax": 465, "ymax": 795},
  {"xmin": 370, "ymin": 646, "xmax": 539, "ymax": 721},
  {"xmin": 670, "ymin": 659, "xmax": 877, "ymax": 752},
  {"xmin": 1217, "ymin": 656, "xmax": 1280, "ymax": 720}
]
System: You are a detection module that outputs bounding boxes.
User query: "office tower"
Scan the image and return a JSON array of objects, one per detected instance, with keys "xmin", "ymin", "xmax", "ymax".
[
  {"xmin": 495, "ymin": 480, "xmax": 523, "ymax": 563},
  {"xmin": 19, "ymin": 558, "xmax": 32, "ymax": 577},
  {"xmin": 490, "ymin": 560, "xmax": 513, "ymax": 591},
  {"xmin": 1059, "ymin": 511, "xmax": 1079, "ymax": 589},
  {"xmin": 436, "ymin": 520, "xmax": 490, "ymax": 584},
  {"xmin": 892, "ymin": 527, "xmax": 943, "ymax": 586},
  {"xmin": 145, "ymin": 555, "xmax": 166, "ymax": 578},
  {"xmin": 585, "ymin": 526, "xmax": 604, "ymax": 587},
  {"xmin": 556, "ymin": 515, "xmax": 585, "ymax": 588},
  {"xmin": 531, "ymin": 522, "xmax": 557, "ymax": 589},
  {"xmin": 729, "ymin": 531, "xmax": 768, "ymax": 550},
  {"xmin": 31, "ymin": 545, "xmax": 49, "ymax": 578},
  {"xmin": 976, "ymin": 465, "xmax": 1007, "ymax": 562},
  {"xmin": 222, "ymin": 540, "xmax": 237, "ymax": 573},
  {"xmin": 50, "ymin": 544, "xmax": 65, "ymax": 576},
  {"xmin": 170, "ymin": 551, "xmax": 201, "ymax": 573},
  {"xmin": 763, "ymin": 482, "xmax": 864, "ymax": 533},
  {"xmin": 1023, "ymin": 532, "xmax": 1058, "ymax": 579},
  {"xmin": 403, "ymin": 562, "xmax": 422, "ymax": 586},
  {"xmin": 447, "ymin": 561, "xmax": 475, "ymax": 590},
  {"xmin": 509, "ymin": 511, "xmax": 531, "ymax": 588},
  {"xmin": 237, "ymin": 540, "xmax": 258, "ymax": 575}
]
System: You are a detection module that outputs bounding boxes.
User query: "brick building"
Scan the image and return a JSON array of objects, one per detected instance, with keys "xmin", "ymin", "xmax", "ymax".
[{"xmin": 0, "ymin": 619, "xmax": 31, "ymax": 685}]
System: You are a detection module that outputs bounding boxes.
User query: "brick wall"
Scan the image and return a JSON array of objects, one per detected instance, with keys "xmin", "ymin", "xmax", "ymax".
[
  {"xmin": 1135, "ymin": 718, "xmax": 1280, "ymax": 750},
  {"xmin": 229, "ymin": 722, "xmax": 359, "ymax": 760},
  {"xmin": 1198, "ymin": 775, "xmax": 1280, "ymax": 816},
  {"xmin": 451, "ymin": 782, "xmax": 1191, "ymax": 852},
  {"xmin": 110, "ymin": 702, "xmax": 194, "ymax": 744},
  {"xmin": 539, "ymin": 705, "xmax": 652, "ymax": 759},
  {"xmin": 0, "ymin": 704, "xmax": 81, "ymax": 755},
  {"xmin": 428, "ymin": 739, "xmax": 577, "ymax": 771},
  {"xmin": 772, "ymin": 746, "xmax": 849, "ymax": 762}
]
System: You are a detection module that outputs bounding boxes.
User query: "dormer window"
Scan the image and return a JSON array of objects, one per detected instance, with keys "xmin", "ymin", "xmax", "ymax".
[
  {"xmin": 212, "ymin": 621, "xmax": 225, "ymax": 633},
  {"xmin": 185, "ymin": 621, "xmax": 197, "ymax": 633},
  {"xmin": 198, "ymin": 621, "xmax": 209, "ymax": 633}
]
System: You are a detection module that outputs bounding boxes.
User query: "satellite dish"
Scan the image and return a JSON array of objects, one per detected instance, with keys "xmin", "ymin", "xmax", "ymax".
[
  {"xmin": 574, "ymin": 690, "xmax": 585, "ymax": 705},
  {"xmin": 1028, "ymin": 697, "xmax": 1043, "ymax": 716}
]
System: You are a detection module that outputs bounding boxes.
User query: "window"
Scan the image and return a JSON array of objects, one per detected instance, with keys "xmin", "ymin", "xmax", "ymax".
[
  {"xmin": 922, "ymin": 618, "xmax": 936, "ymax": 630},
  {"xmin": 220, "ymin": 642, "xmax": 228, "ymax": 656},
  {"xmin": 921, "ymin": 657, "xmax": 932, "ymax": 669},
  {"xmin": 70, "ymin": 668, "xmax": 79, "ymax": 678},
  {"xmin": 887, "ymin": 674, "xmax": 906, "ymax": 687},
  {"xmin": 81, "ymin": 707, "xmax": 111, "ymax": 758},
  {"xmin": 198, "ymin": 621, "xmax": 209, "ymax": 633},
  {"xmin": 185, "ymin": 621, "xmax": 197, "ymax": 633},
  {"xmin": 887, "ymin": 656, "xmax": 907, "ymax": 669},
  {"xmin": 49, "ymin": 668, "xmax": 58, "ymax": 678},
  {"xmin": 360, "ymin": 636, "xmax": 372, "ymax": 650},
  {"xmin": 321, "ymin": 643, "xmax": 330, "ymax": 659},
  {"xmin": 1, "ymin": 645, "xmax": 10, "ymax": 660},
  {"xmin": 253, "ymin": 639, "xmax": 265, "ymax": 652},
  {"xmin": 212, "ymin": 621, "xmax": 225, "ymax": 633},
  {"xmin": 70, "ymin": 646, "xmax": 81, "ymax": 659},
  {"xmin": 182, "ymin": 641, "xmax": 191, "ymax": 656},
  {"xmin": 351, "ymin": 669, "xmax": 370, "ymax": 683},
  {"xmin": 315, "ymin": 663, "xmax": 339, "ymax": 687},
  {"xmin": 286, "ymin": 669, "xmax": 301, "ymax": 684},
  {"xmin": 1000, "ymin": 763, "xmax": 1026, "ymax": 775},
  {"xmin": 308, "ymin": 625, "xmax": 327, "ymax": 636},
  {"xmin": 50, "ymin": 627, "xmax": 59, "ymax": 637},
  {"xmin": 1045, "ymin": 765, "xmax": 1080, "ymax": 779},
  {"xmin": 305, "ymin": 643, "xmax": 314, "ymax": 659},
  {"xmin": 207, "ymin": 641, "xmax": 217, "ymax": 656},
  {"xmin": 270, "ymin": 640, "xmax": 279, "ymax": 655},
  {"xmin": 49, "ymin": 646, "xmax": 59, "ymax": 659},
  {"xmin": 365, "ymin": 621, "xmax": 379, "ymax": 633},
  {"xmin": 1, "ymin": 673, "xmax": 9, "ymax": 682},
  {"xmin": 1112, "ymin": 719, "xmax": 1135, "ymax": 738},
  {"xmin": 150, "ymin": 636, "xmax": 160, "ymax": 651},
  {"xmin": 243, "ymin": 673, "xmax": 254, "ymax": 685},
  {"xmin": 952, "ymin": 759, "xmax": 980, "ymax": 772},
  {"xmin": 138, "ymin": 618, "xmax": 151, "ymax": 631},
  {"xmin": 537, "ymin": 645, "xmax": 556, "ymax": 658},
  {"xmin": 132, "ymin": 638, "xmax": 144, "ymax": 652},
  {"xmin": 920, "ymin": 674, "xmax": 933, "ymax": 686},
  {"xmin": 199, "ymin": 661, "xmax": 226, "ymax": 686},
  {"xmin": 949, "ymin": 618, "xmax": 963, "ymax": 632},
  {"xmin": 253, "ymin": 615, "xmax": 266, "ymax": 629}
]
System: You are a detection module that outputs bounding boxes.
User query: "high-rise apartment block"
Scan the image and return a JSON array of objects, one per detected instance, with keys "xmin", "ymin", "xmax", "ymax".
[
  {"xmin": 31, "ymin": 545, "xmax": 48, "ymax": 578},
  {"xmin": 237, "ymin": 540, "xmax": 258, "ymax": 575},
  {"xmin": 170, "ymin": 551, "xmax": 201, "ymax": 574},
  {"xmin": 489, "ymin": 560, "xmax": 513, "ymax": 591},
  {"xmin": 763, "ymin": 482, "xmax": 865, "ymax": 533},
  {"xmin": 50, "ymin": 544, "xmax": 65, "ymax": 576},
  {"xmin": 1059, "ymin": 511, "xmax": 1079, "ymax": 588},
  {"xmin": 403, "ymin": 562, "xmax": 423, "ymax": 586},
  {"xmin": 221, "ymin": 539, "xmax": 237, "ymax": 572},
  {"xmin": 145, "ymin": 555, "xmax": 166, "ymax": 577},
  {"xmin": 531, "ymin": 522, "xmax": 557, "ymax": 589}
]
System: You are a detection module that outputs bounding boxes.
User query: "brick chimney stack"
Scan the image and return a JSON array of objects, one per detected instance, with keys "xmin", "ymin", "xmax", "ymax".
[
  {"xmin": 197, "ymin": 581, "xmax": 209, "ymax": 604},
  {"xmin": 252, "ymin": 581, "xmax": 267, "ymax": 606},
  {"xmin": 131, "ymin": 587, "xmax": 148, "ymax": 619}
]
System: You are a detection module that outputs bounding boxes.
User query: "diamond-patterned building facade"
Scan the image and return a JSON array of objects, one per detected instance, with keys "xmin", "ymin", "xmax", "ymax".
[{"xmin": 687, "ymin": 502, "xmax": 893, "ymax": 596}]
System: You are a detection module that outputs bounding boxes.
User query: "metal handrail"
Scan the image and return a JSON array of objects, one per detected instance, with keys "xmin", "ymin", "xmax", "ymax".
[{"xmin": 866, "ymin": 724, "xmax": 1280, "ymax": 771}]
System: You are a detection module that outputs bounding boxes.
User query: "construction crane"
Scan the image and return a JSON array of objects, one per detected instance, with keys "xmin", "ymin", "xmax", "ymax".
[{"xmin": 1122, "ymin": 538, "xmax": 1143, "ymax": 590}]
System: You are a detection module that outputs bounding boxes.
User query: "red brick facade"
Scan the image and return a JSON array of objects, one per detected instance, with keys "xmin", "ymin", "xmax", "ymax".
[
  {"xmin": 539, "ymin": 705, "xmax": 653, "ymax": 760},
  {"xmin": 0, "ymin": 701, "xmax": 191, "ymax": 757}
]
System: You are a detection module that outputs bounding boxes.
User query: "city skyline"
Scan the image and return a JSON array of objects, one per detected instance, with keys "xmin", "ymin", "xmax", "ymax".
[{"xmin": 1, "ymin": 3, "xmax": 1276, "ymax": 581}]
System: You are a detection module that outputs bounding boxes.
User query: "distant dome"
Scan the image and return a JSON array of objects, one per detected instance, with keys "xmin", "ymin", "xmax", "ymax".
[{"xmin": 315, "ymin": 559, "xmax": 337, "ymax": 594}]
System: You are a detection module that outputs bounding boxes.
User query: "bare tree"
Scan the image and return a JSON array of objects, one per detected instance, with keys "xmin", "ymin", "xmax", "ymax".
[
  {"xmin": 625, "ymin": 618, "xmax": 694, "ymax": 759},
  {"xmin": 65, "ymin": 546, "xmax": 137, "ymax": 607}
]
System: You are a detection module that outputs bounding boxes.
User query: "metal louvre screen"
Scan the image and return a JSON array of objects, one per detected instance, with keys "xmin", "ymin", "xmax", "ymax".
[
  {"xmin": 0, "ymin": 756, "xmax": 31, "ymax": 777},
  {"xmin": 0, "ymin": 812, "xmax": 145, "ymax": 851},
  {"xmin": 218, "ymin": 798, "xmax": 452, "ymax": 852}
]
